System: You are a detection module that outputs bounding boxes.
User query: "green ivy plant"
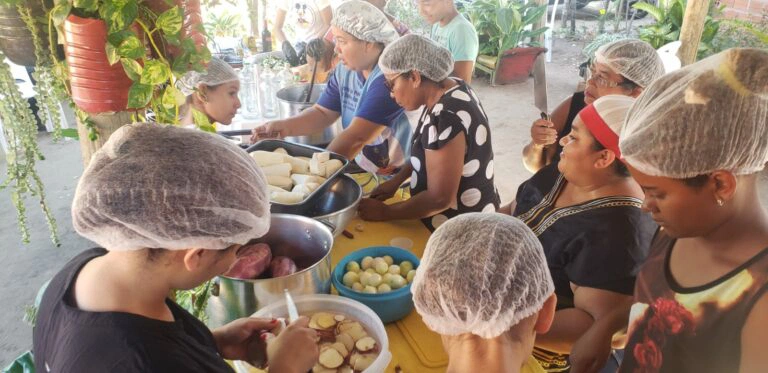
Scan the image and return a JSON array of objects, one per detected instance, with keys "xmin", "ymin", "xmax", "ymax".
[
  {"xmin": 49, "ymin": 0, "xmax": 212, "ymax": 126},
  {"xmin": 0, "ymin": 51, "xmax": 60, "ymax": 245}
]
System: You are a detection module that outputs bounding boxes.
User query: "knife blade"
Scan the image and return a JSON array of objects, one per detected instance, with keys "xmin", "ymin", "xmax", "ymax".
[
  {"xmin": 533, "ymin": 54, "xmax": 549, "ymax": 120},
  {"xmin": 284, "ymin": 289, "xmax": 299, "ymax": 323},
  {"xmin": 216, "ymin": 129, "xmax": 254, "ymax": 137}
]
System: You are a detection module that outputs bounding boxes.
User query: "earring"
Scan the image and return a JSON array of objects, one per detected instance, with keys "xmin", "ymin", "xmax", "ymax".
[{"xmin": 717, "ymin": 199, "xmax": 724, "ymax": 207}]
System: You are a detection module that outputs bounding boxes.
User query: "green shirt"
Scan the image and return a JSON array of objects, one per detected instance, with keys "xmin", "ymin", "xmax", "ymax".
[{"xmin": 429, "ymin": 14, "xmax": 479, "ymax": 62}]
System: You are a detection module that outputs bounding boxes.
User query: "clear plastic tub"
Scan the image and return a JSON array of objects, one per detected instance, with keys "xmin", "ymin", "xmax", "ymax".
[{"xmin": 233, "ymin": 294, "xmax": 391, "ymax": 373}]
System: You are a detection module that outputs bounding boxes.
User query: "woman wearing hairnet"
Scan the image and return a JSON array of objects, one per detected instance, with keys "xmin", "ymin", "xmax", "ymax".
[
  {"xmin": 357, "ymin": 34, "xmax": 499, "ymax": 231},
  {"xmin": 177, "ymin": 57, "xmax": 242, "ymax": 127},
  {"xmin": 413, "ymin": 213, "xmax": 557, "ymax": 373},
  {"xmin": 251, "ymin": 0, "xmax": 412, "ymax": 176},
  {"xmin": 520, "ymin": 39, "xmax": 665, "ymax": 175},
  {"xmin": 617, "ymin": 48, "xmax": 768, "ymax": 373},
  {"xmin": 505, "ymin": 95, "xmax": 657, "ymax": 372},
  {"xmin": 32, "ymin": 123, "xmax": 319, "ymax": 373}
]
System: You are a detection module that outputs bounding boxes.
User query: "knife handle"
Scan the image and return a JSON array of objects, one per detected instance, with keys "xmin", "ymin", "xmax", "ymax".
[{"xmin": 540, "ymin": 112, "xmax": 550, "ymax": 121}]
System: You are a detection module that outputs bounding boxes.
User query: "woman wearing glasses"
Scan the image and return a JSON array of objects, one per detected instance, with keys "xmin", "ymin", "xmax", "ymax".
[
  {"xmin": 357, "ymin": 34, "xmax": 499, "ymax": 231},
  {"xmin": 253, "ymin": 1, "xmax": 412, "ymax": 175},
  {"xmin": 518, "ymin": 39, "xmax": 665, "ymax": 177}
]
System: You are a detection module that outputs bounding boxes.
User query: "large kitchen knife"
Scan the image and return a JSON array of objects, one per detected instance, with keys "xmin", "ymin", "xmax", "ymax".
[{"xmin": 533, "ymin": 54, "xmax": 549, "ymax": 121}]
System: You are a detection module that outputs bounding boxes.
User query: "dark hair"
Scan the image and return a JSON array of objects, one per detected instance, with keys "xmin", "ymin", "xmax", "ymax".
[
  {"xmin": 682, "ymin": 174, "xmax": 710, "ymax": 188},
  {"xmin": 402, "ymin": 70, "xmax": 439, "ymax": 85},
  {"xmin": 591, "ymin": 141, "xmax": 631, "ymax": 177},
  {"xmin": 618, "ymin": 76, "xmax": 640, "ymax": 91},
  {"xmin": 146, "ymin": 247, "xmax": 169, "ymax": 262}
]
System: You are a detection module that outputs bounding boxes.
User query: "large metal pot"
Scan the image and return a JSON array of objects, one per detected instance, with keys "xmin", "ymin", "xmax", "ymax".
[
  {"xmin": 206, "ymin": 214, "xmax": 334, "ymax": 328},
  {"xmin": 272, "ymin": 174, "xmax": 362, "ymax": 237},
  {"xmin": 277, "ymin": 83, "xmax": 343, "ymax": 146}
]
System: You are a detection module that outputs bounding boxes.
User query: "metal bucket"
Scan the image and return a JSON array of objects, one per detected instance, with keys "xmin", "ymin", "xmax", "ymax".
[
  {"xmin": 271, "ymin": 174, "xmax": 362, "ymax": 237},
  {"xmin": 276, "ymin": 83, "xmax": 343, "ymax": 146},
  {"xmin": 206, "ymin": 214, "xmax": 334, "ymax": 328}
]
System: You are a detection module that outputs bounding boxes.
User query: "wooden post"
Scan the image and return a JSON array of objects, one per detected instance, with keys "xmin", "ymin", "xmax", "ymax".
[
  {"xmin": 76, "ymin": 111, "xmax": 133, "ymax": 167},
  {"xmin": 247, "ymin": 0, "xmax": 258, "ymax": 36},
  {"xmin": 677, "ymin": 0, "xmax": 710, "ymax": 66}
]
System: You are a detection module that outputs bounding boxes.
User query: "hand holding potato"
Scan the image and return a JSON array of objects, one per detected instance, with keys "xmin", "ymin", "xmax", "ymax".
[
  {"xmin": 267, "ymin": 317, "xmax": 320, "ymax": 373},
  {"xmin": 250, "ymin": 121, "xmax": 284, "ymax": 143}
]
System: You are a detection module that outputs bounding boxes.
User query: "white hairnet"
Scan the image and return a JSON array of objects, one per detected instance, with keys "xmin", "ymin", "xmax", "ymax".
[
  {"xmin": 379, "ymin": 34, "xmax": 454, "ymax": 82},
  {"xmin": 620, "ymin": 48, "xmax": 768, "ymax": 178},
  {"xmin": 177, "ymin": 57, "xmax": 239, "ymax": 96},
  {"xmin": 595, "ymin": 39, "xmax": 666, "ymax": 88},
  {"xmin": 332, "ymin": 0, "xmax": 399, "ymax": 46},
  {"xmin": 412, "ymin": 213, "xmax": 554, "ymax": 339},
  {"xmin": 578, "ymin": 95, "xmax": 635, "ymax": 158},
  {"xmin": 72, "ymin": 122, "xmax": 271, "ymax": 251}
]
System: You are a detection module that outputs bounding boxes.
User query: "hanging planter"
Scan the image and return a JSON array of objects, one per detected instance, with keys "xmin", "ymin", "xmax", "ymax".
[
  {"xmin": 0, "ymin": 0, "xmax": 47, "ymax": 66},
  {"xmin": 63, "ymin": 14, "xmax": 132, "ymax": 113}
]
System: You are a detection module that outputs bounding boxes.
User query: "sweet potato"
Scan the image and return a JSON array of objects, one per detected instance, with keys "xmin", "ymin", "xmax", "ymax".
[
  {"xmin": 270, "ymin": 256, "xmax": 298, "ymax": 278},
  {"xmin": 224, "ymin": 243, "xmax": 272, "ymax": 279}
]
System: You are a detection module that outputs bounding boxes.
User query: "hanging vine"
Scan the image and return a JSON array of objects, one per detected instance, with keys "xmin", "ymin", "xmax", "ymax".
[
  {"xmin": 0, "ymin": 51, "xmax": 60, "ymax": 245},
  {"xmin": 17, "ymin": 0, "xmax": 72, "ymax": 141}
]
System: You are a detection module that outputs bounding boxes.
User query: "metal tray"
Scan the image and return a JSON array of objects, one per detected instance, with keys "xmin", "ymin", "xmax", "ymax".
[{"xmin": 246, "ymin": 139, "xmax": 349, "ymax": 207}]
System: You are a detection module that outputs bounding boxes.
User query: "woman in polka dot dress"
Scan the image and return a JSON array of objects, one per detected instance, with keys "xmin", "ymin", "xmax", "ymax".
[{"xmin": 358, "ymin": 35, "xmax": 499, "ymax": 231}]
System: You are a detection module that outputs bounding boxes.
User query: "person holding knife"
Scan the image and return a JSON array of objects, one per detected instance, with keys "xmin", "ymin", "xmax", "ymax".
[{"xmin": 521, "ymin": 39, "xmax": 665, "ymax": 174}]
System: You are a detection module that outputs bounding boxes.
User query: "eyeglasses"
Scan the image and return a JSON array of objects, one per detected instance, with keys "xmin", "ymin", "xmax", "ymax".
[
  {"xmin": 384, "ymin": 72, "xmax": 408, "ymax": 92},
  {"xmin": 585, "ymin": 64, "xmax": 625, "ymax": 88}
]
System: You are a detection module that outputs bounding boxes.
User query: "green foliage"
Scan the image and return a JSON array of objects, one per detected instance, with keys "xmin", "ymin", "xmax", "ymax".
[
  {"xmin": 49, "ymin": 0, "xmax": 212, "ymax": 124},
  {"xmin": 204, "ymin": 11, "xmax": 242, "ymax": 37},
  {"xmin": 175, "ymin": 280, "xmax": 213, "ymax": 322},
  {"xmin": 0, "ymin": 51, "xmax": 59, "ymax": 245},
  {"xmin": 463, "ymin": 0, "xmax": 548, "ymax": 58},
  {"xmin": 633, "ymin": 0, "xmax": 723, "ymax": 59}
]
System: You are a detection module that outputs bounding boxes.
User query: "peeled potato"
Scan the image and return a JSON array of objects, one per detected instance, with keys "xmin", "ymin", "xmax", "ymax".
[
  {"xmin": 355, "ymin": 336, "xmax": 376, "ymax": 352},
  {"xmin": 251, "ymin": 151, "xmax": 285, "ymax": 167},
  {"xmin": 261, "ymin": 163, "xmax": 292, "ymax": 177},
  {"xmin": 273, "ymin": 147, "xmax": 288, "ymax": 154},
  {"xmin": 319, "ymin": 347, "xmax": 344, "ymax": 369},
  {"xmin": 267, "ymin": 175, "xmax": 293, "ymax": 190},
  {"xmin": 336, "ymin": 333, "xmax": 355, "ymax": 352},
  {"xmin": 330, "ymin": 342, "xmax": 349, "ymax": 358},
  {"xmin": 350, "ymin": 353, "xmax": 377, "ymax": 371},
  {"xmin": 317, "ymin": 313, "xmax": 338, "ymax": 329},
  {"xmin": 312, "ymin": 363, "xmax": 336, "ymax": 373},
  {"xmin": 267, "ymin": 185, "xmax": 287, "ymax": 194},
  {"xmin": 324, "ymin": 159, "xmax": 344, "ymax": 177},
  {"xmin": 271, "ymin": 191, "xmax": 305, "ymax": 204}
]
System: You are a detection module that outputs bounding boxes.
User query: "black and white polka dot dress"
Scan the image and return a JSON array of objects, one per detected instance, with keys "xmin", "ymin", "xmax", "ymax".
[{"xmin": 410, "ymin": 79, "xmax": 500, "ymax": 231}]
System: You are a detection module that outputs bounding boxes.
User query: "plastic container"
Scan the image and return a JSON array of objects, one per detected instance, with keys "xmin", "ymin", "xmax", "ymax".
[
  {"xmin": 235, "ymin": 294, "xmax": 391, "ymax": 373},
  {"xmin": 332, "ymin": 246, "xmax": 420, "ymax": 324}
]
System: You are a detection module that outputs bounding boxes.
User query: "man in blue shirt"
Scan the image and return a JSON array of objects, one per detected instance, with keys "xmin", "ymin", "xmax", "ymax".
[
  {"xmin": 253, "ymin": 0, "xmax": 411, "ymax": 175},
  {"xmin": 417, "ymin": 0, "xmax": 479, "ymax": 83}
]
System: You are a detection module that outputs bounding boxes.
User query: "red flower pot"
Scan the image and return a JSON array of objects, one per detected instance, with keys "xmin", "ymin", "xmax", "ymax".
[
  {"xmin": 63, "ymin": 15, "xmax": 133, "ymax": 113},
  {"xmin": 494, "ymin": 47, "xmax": 547, "ymax": 85},
  {"xmin": 146, "ymin": 0, "xmax": 206, "ymax": 59}
]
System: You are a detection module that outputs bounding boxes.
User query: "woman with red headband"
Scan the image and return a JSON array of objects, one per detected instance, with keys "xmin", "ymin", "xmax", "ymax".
[{"xmin": 502, "ymin": 95, "xmax": 656, "ymax": 373}]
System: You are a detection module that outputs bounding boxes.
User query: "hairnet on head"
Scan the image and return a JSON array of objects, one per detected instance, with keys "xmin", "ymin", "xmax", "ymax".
[
  {"xmin": 578, "ymin": 95, "xmax": 635, "ymax": 159},
  {"xmin": 620, "ymin": 48, "xmax": 768, "ymax": 179},
  {"xmin": 177, "ymin": 57, "xmax": 239, "ymax": 96},
  {"xmin": 332, "ymin": 0, "xmax": 398, "ymax": 46},
  {"xmin": 412, "ymin": 213, "xmax": 554, "ymax": 339},
  {"xmin": 379, "ymin": 34, "xmax": 453, "ymax": 82},
  {"xmin": 595, "ymin": 39, "xmax": 666, "ymax": 88},
  {"xmin": 72, "ymin": 122, "xmax": 271, "ymax": 251}
]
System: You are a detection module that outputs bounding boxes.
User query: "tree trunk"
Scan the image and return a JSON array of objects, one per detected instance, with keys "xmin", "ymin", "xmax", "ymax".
[
  {"xmin": 677, "ymin": 0, "xmax": 709, "ymax": 66},
  {"xmin": 76, "ymin": 111, "xmax": 133, "ymax": 167}
]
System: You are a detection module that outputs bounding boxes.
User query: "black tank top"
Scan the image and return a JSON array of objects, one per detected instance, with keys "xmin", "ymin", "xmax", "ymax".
[
  {"xmin": 551, "ymin": 91, "xmax": 586, "ymax": 164},
  {"xmin": 619, "ymin": 230, "xmax": 768, "ymax": 373}
]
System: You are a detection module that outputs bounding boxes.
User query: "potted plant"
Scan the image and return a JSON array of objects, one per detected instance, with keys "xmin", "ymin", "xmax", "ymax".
[{"xmin": 464, "ymin": 0, "xmax": 548, "ymax": 85}]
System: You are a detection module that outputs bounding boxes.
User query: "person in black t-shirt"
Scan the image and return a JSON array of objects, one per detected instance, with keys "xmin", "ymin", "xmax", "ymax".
[{"xmin": 33, "ymin": 123, "xmax": 319, "ymax": 373}]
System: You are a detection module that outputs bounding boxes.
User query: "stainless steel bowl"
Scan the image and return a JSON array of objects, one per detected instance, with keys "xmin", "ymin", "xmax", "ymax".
[
  {"xmin": 206, "ymin": 214, "xmax": 334, "ymax": 328},
  {"xmin": 276, "ymin": 83, "xmax": 343, "ymax": 146},
  {"xmin": 271, "ymin": 174, "xmax": 362, "ymax": 237}
]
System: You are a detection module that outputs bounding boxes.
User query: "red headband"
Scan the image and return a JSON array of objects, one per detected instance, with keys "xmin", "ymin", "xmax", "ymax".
[{"xmin": 579, "ymin": 104, "xmax": 622, "ymax": 160}]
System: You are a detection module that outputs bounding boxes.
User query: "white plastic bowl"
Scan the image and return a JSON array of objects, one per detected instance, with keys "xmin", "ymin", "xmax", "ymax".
[{"xmin": 233, "ymin": 294, "xmax": 391, "ymax": 373}]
